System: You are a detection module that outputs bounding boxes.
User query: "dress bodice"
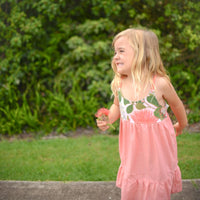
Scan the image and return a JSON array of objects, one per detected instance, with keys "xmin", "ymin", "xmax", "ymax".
[{"xmin": 118, "ymin": 88, "xmax": 169, "ymax": 124}]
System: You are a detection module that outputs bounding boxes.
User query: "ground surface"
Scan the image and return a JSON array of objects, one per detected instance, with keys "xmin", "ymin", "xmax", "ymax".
[{"xmin": 0, "ymin": 180, "xmax": 200, "ymax": 200}]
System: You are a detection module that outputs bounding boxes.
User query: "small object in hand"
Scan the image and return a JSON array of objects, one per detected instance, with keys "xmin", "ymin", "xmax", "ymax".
[{"xmin": 95, "ymin": 108, "xmax": 115, "ymax": 130}]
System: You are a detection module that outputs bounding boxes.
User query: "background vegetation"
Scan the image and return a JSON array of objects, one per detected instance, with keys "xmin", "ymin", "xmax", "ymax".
[{"xmin": 0, "ymin": 0, "xmax": 200, "ymax": 135}]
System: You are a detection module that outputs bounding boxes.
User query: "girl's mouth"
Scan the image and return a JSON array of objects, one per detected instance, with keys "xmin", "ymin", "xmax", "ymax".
[{"xmin": 116, "ymin": 63, "xmax": 124, "ymax": 67}]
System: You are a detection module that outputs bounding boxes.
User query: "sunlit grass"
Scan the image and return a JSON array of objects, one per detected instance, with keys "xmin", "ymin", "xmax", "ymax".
[
  {"xmin": 0, "ymin": 133, "xmax": 199, "ymax": 181},
  {"xmin": 177, "ymin": 133, "xmax": 200, "ymax": 179},
  {"xmin": 0, "ymin": 135, "xmax": 120, "ymax": 181}
]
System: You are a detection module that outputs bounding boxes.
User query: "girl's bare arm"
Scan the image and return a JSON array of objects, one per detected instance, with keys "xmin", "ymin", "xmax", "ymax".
[{"xmin": 158, "ymin": 77, "xmax": 188, "ymax": 136}]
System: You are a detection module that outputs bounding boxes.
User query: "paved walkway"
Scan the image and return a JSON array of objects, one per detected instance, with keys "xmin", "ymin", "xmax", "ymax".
[{"xmin": 0, "ymin": 179, "xmax": 200, "ymax": 200}]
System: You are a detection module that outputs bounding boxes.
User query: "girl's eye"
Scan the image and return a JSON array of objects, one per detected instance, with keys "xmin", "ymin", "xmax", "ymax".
[{"xmin": 114, "ymin": 50, "xmax": 124, "ymax": 55}]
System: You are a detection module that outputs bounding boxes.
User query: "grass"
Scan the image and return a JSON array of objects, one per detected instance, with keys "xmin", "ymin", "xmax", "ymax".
[
  {"xmin": 177, "ymin": 133, "xmax": 200, "ymax": 179},
  {"xmin": 0, "ymin": 134, "xmax": 120, "ymax": 181},
  {"xmin": 0, "ymin": 133, "xmax": 199, "ymax": 181}
]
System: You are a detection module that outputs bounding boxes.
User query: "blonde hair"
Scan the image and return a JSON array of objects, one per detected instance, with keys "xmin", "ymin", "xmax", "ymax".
[{"xmin": 111, "ymin": 28, "xmax": 170, "ymax": 97}]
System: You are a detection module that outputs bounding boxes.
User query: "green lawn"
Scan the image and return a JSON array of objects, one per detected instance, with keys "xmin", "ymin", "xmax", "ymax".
[{"xmin": 0, "ymin": 133, "xmax": 199, "ymax": 181}]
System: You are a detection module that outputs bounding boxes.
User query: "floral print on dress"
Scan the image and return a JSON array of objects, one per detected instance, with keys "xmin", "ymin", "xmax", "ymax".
[{"xmin": 118, "ymin": 89, "xmax": 168, "ymax": 124}]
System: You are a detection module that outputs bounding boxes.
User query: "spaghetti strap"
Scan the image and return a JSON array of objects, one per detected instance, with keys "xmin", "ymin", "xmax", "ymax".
[
  {"xmin": 153, "ymin": 75, "xmax": 157, "ymax": 84},
  {"xmin": 151, "ymin": 75, "xmax": 157, "ymax": 90}
]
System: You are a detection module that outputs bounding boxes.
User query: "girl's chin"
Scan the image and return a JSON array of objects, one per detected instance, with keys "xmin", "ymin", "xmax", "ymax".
[
  {"xmin": 117, "ymin": 68, "xmax": 124, "ymax": 73},
  {"xmin": 117, "ymin": 69, "xmax": 128, "ymax": 76}
]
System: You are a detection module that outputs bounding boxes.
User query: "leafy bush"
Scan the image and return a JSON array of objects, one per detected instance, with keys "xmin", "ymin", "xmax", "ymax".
[{"xmin": 0, "ymin": 0, "xmax": 199, "ymax": 135}]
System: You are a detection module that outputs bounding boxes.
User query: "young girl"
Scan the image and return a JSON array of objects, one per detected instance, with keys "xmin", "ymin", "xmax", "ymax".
[{"xmin": 96, "ymin": 28, "xmax": 188, "ymax": 200}]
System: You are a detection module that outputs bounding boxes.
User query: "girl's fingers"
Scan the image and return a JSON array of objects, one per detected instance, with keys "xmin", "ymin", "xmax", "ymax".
[
  {"xmin": 173, "ymin": 122, "xmax": 183, "ymax": 136},
  {"xmin": 96, "ymin": 120, "xmax": 109, "ymax": 131},
  {"xmin": 96, "ymin": 120, "xmax": 107, "ymax": 126}
]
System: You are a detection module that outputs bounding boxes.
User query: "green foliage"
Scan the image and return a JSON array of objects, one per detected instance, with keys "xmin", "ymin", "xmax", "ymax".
[{"xmin": 0, "ymin": 0, "xmax": 199, "ymax": 135}]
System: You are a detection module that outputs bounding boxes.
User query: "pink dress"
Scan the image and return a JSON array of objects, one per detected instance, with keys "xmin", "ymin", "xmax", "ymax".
[{"xmin": 116, "ymin": 84, "xmax": 182, "ymax": 200}]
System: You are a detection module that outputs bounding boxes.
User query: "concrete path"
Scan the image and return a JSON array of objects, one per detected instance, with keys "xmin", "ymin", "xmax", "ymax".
[{"xmin": 0, "ymin": 179, "xmax": 200, "ymax": 200}]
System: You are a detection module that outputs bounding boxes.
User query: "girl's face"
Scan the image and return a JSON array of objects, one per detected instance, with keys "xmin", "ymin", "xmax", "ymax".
[{"xmin": 113, "ymin": 36, "xmax": 134, "ymax": 76}]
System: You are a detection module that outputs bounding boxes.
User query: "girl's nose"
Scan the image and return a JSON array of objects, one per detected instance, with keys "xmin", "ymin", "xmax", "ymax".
[{"xmin": 114, "ymin": 53, "xmax": 119, "ymax": 60}]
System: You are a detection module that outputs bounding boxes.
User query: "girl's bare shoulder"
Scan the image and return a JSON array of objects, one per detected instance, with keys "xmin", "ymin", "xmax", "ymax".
[
  {"xmin": 155, "ymin": 75, "xmax": 180, "ymax": 104},
  {"xmin": 155, "ymin": 75, "xmax": 172, "ymax": 92}
]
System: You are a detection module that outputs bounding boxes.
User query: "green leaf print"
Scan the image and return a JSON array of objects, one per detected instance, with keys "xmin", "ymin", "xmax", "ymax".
[
  {"xmin": 136, "ymin": 101, "xmax": 146, "ymax": 110},
  {"xmin": 154, "ymin": 107, "xmax": 165, "ymax": 120},
  {"xmin": 147, "ymin": 94, "xmax": 160, "ymax": 107},
  {"xmin": 124, "ymin": 98, "xmax": 130, "ymax": 105},
  {"xmin": 118, "ymin": 91, "xmax": 122, "ymax": 102},
  {"xmin": 126, "ymin": 104, "xmax": 133, "ymax": 114}
]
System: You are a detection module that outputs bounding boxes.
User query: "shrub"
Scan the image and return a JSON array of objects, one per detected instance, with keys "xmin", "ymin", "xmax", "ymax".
[{"xmin": 0, "ymin": 0, "xmax": 199, "ymax": 135}]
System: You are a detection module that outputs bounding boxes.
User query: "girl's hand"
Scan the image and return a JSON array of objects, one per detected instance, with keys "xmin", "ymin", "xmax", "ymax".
[
  {"xmin": 96, "ymin": 120, "xmax": 109, "ymax": 131},
  {"xmin": 174, "ymin": 122, "xmax": 183, "ymax": 136}
]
